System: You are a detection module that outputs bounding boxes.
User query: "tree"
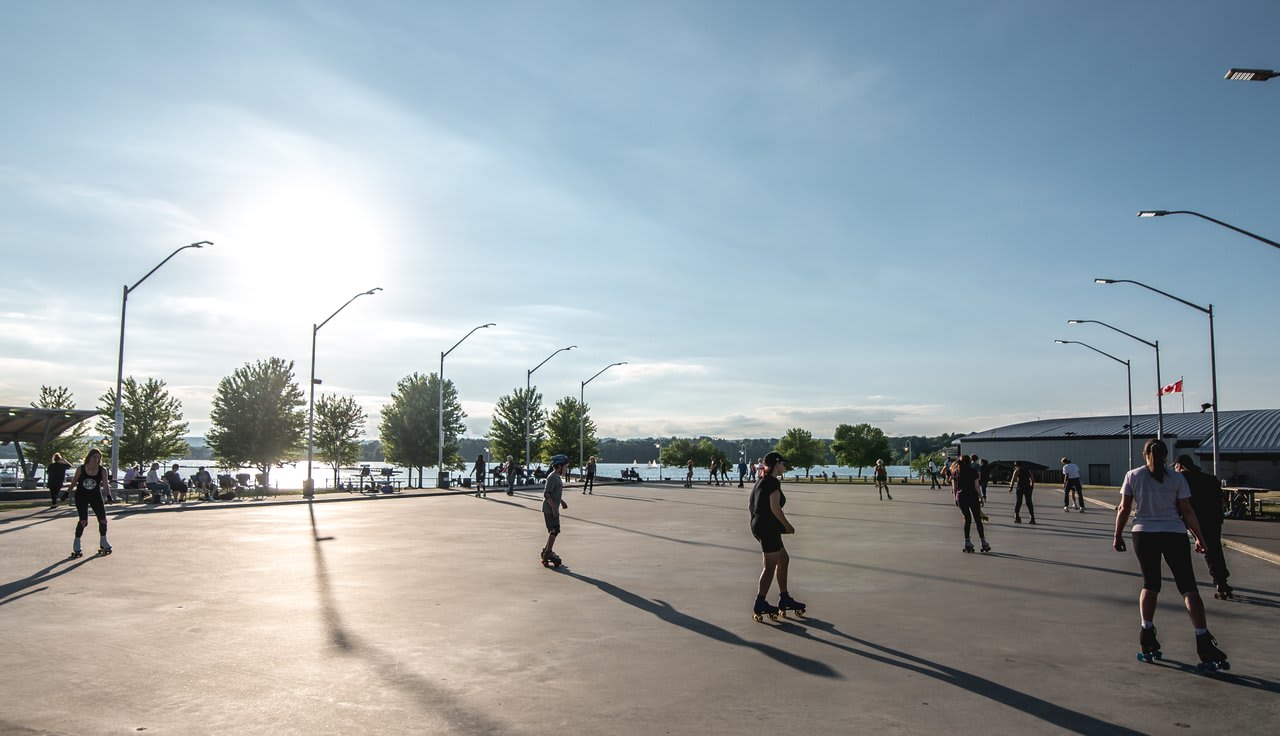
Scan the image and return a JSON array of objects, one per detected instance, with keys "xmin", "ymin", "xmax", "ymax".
[
  {"xmin": 206, "ymin": 357, "xmax": 306, "ymax": 485},
  {"xmin": 486, "ymin": 387, "xmax": 546, "ymax": 465},
  {"xmin": 96, "ymin": 377, "xmax": 189, "ymax": 469},
  {"xmin": 830, "ymin": 423, "xmax": 893, "ymax": 477},
  {"xmin": 657, "ymin": 437, "xmax": 729, "ymax": 470},
  {"xmin": 910, "ymin": 452, "xmax": 946, "ymax": 480},
  {"xmin": 314, "ymin": 394, "xmax": 366, "ymax": 491},
  {"xmin": 775, "ymin": 427, "xmax": 825, "ymax": 477},
  {"xmin": 28, "ymin": 385, "xmax": 91, "ymax": 469},
  {"xmin": 379, "ymin": 372, "xmax": 466, "ymax": 486},
  {"xmin": 543, "ymin": 396, "xmax": 597, "ymax": 468}
]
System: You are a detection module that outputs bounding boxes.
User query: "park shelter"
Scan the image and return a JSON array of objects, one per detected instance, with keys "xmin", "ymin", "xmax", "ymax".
[
  {"xmin": 957, "ymin": 409, "xmax": 1280, "ymax": 490},
  {"xmin": 0, "ymin": 407, "xmax": 100, "ymax": 488}
]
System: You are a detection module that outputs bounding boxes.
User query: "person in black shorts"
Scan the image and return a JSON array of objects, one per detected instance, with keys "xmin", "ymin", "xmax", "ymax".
[
  {"xmin": 46, "ymin": 452, "xmax": 72, "ymax": 509},
  {"xmin": 749, "ymin": 452, "xmax": 805, "ymax": 620},
  {"xmin": 472, "ymin": 454, "xmax": 487, "ymax": 497},
  {"xmin": 1175, "ymin": 454, "xmax": 1232, "ymax": 599},
  {"xmin": 541, "ymin": 454, "xmax": 570, "ymax": 566},
  {"xmin": 67, "ymin": 448, "xmax": 112, "ymax": 558}
]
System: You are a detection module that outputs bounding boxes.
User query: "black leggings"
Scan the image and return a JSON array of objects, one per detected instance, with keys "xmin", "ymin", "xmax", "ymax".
[
  {"xmin": 1132, "ymin": 531, "xmax": 1197, "ymax": 594},
  {"xmin": 1015, "ymin": 488, "xmax": 1034, "ymax": 518},
  {"xmin": 1200, "ymin": 523, "xmax": 1230, "ymax": 586},
  {"xmin": 74, "ymin": 489, "xmax": 107, "ymax": 537},
  {"xmin": 958, "ymin": 497, "xmax": 985, "ymax": 539},
  {"xmin": 48, "ymin": 480, "xmax": 63, "ymax": 505},
  {"xmin": 1062, "ymin": 478, "xmax": 1084, "ymax": 507}
]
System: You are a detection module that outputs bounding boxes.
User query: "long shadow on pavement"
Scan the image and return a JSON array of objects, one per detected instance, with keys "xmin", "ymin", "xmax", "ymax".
[
  {"xmin": 0, "ymin": 555, "xmax": 99, "ymax": 607},
  {"xmin": 0, "ymin": 509, "xmax": 73, "ymax": 536},
  {"xmin": 560, "ymin": 569, "xmax": 840, "ymax": 679},
  {"xmin": 774, "ymin": 618, "xmax": 1147, "ymax": 735},
  {"xmin": 306, "ymin": 499, "xmax": 517, "ymax": 736}
]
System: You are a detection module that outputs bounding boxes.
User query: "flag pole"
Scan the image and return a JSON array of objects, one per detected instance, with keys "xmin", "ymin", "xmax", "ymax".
[{"xmin": 1181, "ymin": 376, "xmax": 1185, "ymax": 413}]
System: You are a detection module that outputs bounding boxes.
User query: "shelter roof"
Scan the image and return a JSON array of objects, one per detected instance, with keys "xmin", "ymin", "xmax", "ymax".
[
  {"xmin": 960, "ymin": 410, "xmax": 1280, "ymax": 455},
  {"xmin": 0, "ymin": 407, "xmax": 99, "ymax": 445}
]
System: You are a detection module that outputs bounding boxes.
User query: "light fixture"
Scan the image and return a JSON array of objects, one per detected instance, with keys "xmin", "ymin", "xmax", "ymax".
[{"xmin": 1225, "ymin": 68, "xmax": 1278, "ymax": 82}]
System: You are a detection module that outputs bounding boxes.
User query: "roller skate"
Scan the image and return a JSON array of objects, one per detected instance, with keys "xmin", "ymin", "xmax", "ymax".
[
  {"xmin": 1028, "ymin": 517, "xmax": 1037, "ymax": 525},
  {"xmin": 752, "ymin": 596, "xmax": 780, "ymax": 623},
  {"xmin": 777, "ymin": 592, "xmax": 806, "ymax": 618},
  {"xmin": 1014, "ymin": 515, "xmax": 1022, "ymax": 524},
  {"xmin": 980, "ymin": 539, "xmax": 991, "ymax": 553},
  {"xmin": 1136, "ymin": 626, "xmax": 1162, "ymax": 663},
  {"xmin": 540, "ymin": 548, "xmax": 562, "ymax": 569},
  {"xmin": 963, "ymin": 540, "xmax": 976, "ymax": 553},
  {"xmin": 1195, "ymin": 631, "xmax": 1229, "ymax": 672},
  {"xmin": 1213, "ymin": 584, "xmax": 1234, "ymax": 600},
  {"xmin": 96, "ymin": 542, "xmax": 113, "ymax": 557}
]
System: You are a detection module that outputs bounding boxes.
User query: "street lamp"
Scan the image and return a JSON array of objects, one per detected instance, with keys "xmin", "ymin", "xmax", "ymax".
[
  {"xmin": 1137, "ymin": 210, "xmax": 1280, "ymax": 252},
  {"xmin": 525, "ymin": 346, "xmax": 576, "ymax": 469},
  {"xmin": 1068, "ymin": 319, "xmax": 1163, "ymax": 439},
  {"xmin": 580, "ymin": 362, "xmax": 626, "ymax": 474},
  {"xmin": 1096, "ymin": 278, "xmax": 1221, "ymax": 476},
  {"xmin": 1224, "ymin": 68, "xmax": 1278, "ymax": 82},
  {"xmin": 1055, "ymin": 339, "xmax": 1134, "ymax": 470},
  {"xmin": 654, "ymin": 442, "xmax": 662, "ymax": 482},
  {"xmin": 438, "ymin": 323, "xmax": 495, "ymax": 487},
  {"xmin": 306, "ymin": 287, "xmax": 381, "ymax": 498},
  {"xmin": 111, "ymin": 240, "xmax": 211, "ymax": 491}
]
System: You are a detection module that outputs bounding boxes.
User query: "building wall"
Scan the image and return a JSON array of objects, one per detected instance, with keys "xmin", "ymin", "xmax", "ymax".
[
  {"xmin": 960, "ymin": 437, "xmax": 1140, "ymax": 486},
  {"xmin": 1198, "ymin": 456, "xmax": 1280, "ymax": 490}
]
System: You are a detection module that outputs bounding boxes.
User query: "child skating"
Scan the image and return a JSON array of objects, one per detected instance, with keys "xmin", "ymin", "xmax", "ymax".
[{"xmin": 540, "ymin": 454, "xmax": 570, "ymax": 568}]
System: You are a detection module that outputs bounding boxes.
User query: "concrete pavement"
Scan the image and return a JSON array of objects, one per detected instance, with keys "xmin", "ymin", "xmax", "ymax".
[{"xmin": 1, "ymin": 481, "xmax": 1277, "ymax": 735}]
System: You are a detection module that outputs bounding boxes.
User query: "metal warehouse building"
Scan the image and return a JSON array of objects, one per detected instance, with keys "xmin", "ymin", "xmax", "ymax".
[{"xmin": 957, "ymin": 409, "xmax": 1280, "ymax": 490}]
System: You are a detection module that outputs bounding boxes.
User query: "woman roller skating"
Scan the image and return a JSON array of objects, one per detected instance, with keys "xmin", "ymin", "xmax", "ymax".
[
  {"xmin": 952, "ymin": 456, "xmax": 990, "ymax": 553},
  {"xmin": 67, "ymin": 448, "xmax": 112, "ymax": 558},
  {"xmin": 749, "ymin": 452, "xmax": 805, "ymax": 621}
]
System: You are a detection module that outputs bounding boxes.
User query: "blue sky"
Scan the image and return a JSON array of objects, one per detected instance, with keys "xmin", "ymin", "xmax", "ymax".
[{"xmin": 2, "ymin": 1, "xmax": 1277, "ymax": 440}]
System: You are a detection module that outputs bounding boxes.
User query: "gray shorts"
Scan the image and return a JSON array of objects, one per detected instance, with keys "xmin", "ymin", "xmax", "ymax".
[{"xmin": 543, "ymin": 506, "xmax": 560, "ymax": 534}]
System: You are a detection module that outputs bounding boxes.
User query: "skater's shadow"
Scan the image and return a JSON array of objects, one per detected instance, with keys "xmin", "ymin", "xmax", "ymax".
[
  {"xmin": 775, "ymin": 619, "xmax": 1147, "ymax": 736},
  {"xmin": 1135, "ymin": 657, "xmax": 1280, "ymax": 693},
  {"xmin": 0, "ymin": 511, "xmax": 70, "ymax": 536},
  {"xmin": 0, "ymin": 556, "xmax": 97, "ymax": 607},
  {"xmin": 0, "ymin": 507, "xmax": 54, "ymax": 524},
  {"xmin": 588, "ymin": 492, "xmax": 654, "ymax": 503},
  {"xmin": 561, "ymin": 570, "xmax": 840, "ymax": 679},
  {"xmin": 304, "ymin": 499, "xmax": 521, "ymax": 736},
  {"xmin": 987, "ymin": 552, "xmax": 1143, "ymax": 580}
]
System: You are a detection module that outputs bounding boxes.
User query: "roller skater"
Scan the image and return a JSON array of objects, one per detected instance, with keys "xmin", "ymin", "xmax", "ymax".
[
  {"xmin": 471, "ymin": 454, "xmax": 487, "ymax": 497},
  {"xmin": 873, "ymin": 459, "xmax": 892, "ymax": 500},
  {"xmin": 963, "ymin": 540, "xmax": 975, "ymax": 553},
  {"xmin": 46, "ymin": 452, "xmax": 71, "ymax": 509},
  {"xmin": 540, "ymin": 454, "xmax": 570, "ymax": 568},
  {"xmin": 1195, "ymin": 631, "xmax": 1230, "ymax": 672},
  {"xmin": 1175, "ymin": 455, "xmax": 1233, "ymax": 601},
  {"xmin": 1010, "ymin": 460, "xmax": 1036, "ymax": 525},
  {"xmin": 1213, "ymin": 584, "xmax": 1234, "ymax": 601},
  {"xmin": 752, "ymin": 596, "xmax": 779, "ymax": 623},
  {"xmin": 777, "ymin": 592, "xmax": 806, "ymax": 617},
  {"xmin": 749, "ymin": 452, "xmax": 806, "ymax": 623},
  {"xmin": 1114, "ymin": 440, "xmax": 1227, "ymax": 671},
  {"xmin": 1137, "ymin": 625, "xmax": 1162, "ymax": 662},
  {"xmin": 980, "ymin": 539, "xmax": 991, "ymax": 553},
  {"xmin": 67, "ymin": 448, "xmax": 112, "ymax": 561},
  {"xmin": 952, "ymin": 456, "xmax": 989, "ymax": 554}
]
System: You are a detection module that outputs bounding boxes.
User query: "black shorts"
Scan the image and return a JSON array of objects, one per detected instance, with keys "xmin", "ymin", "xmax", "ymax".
[
  {"xmin": 1132, "ymin": 531, "xmax": 1197, "ymax": 595},
  {"xmin": 753, "ymin": 526, "xmax": 784, "ymax": 554}
]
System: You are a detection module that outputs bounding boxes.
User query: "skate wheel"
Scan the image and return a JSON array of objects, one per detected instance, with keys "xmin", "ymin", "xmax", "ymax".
[
  {"xmin": 796, "ymin": 608, "xmax": 805, "ymax": 616},
  {"xmin": 768, "ymin": 612, "xmax": 778, "ymax": 621},
  {"xmin": 1219, "ymin": 660, "xmax": 1230, "ymax": 671},
  {"xmin": 753, "ymin": 614, "xmax": 763, "ymax": 623},
  {"xmin": 1154, "ymin": 651, "xmax": 1162, "ymax": 660}
]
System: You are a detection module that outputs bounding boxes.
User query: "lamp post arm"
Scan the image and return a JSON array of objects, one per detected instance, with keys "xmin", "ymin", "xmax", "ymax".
[
  {"xmin": 583, "ymin": 361, "xmax": 627, "ymax": 387},
  {"xmin": 1166, "ymin": 210, "xmax": 1280, "ymax": 251},
  {"xmin": 128, "ymin": 241, "xmax": 211, "ymax": 294},
  {"xmin": 316, "ymin": 288, "xmax": 382, "ymax": 332},
  {"xmin": 1102, "ymin": 279, "xmax": 1208, "ymax": 315},
  {"xmin": 443, "ymin": 323, "xmax": 496, "ymax": 360},
  {"xmin": 1072, "ymin": 320, "xmax": 1157, "ymax": 349},
  {"xmin": 1056, "ymin": 340, "xmax": 1127, "ymax": 367}
]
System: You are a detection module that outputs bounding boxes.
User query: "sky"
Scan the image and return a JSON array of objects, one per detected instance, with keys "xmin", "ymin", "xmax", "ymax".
[{"xmin": 2, "ymin": 1, "xmax": 1278, "ymax": 441}]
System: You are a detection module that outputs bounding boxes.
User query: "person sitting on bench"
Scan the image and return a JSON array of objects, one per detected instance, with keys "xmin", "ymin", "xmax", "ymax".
[
  {"xmin": 163, "ymin": 463, "xmax": 189, "ymax": 502},
  {"xmin": 145, "ymin": 462, "xmax": 172, "ymax": 503}
]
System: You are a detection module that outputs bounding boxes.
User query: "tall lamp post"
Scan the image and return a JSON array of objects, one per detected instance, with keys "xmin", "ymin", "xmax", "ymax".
[
  {"xmin": 1137, "ymin": 211, "xmax": 1280, "ymax": 252},
  {"xmin": 1068, "ymin": 319, "xmax": 1163, "ymax": 439},
  {"xmin": 438, "ymin": 323, "xmax": 495, "ymax": 488},
  {"xmin": 1055, "ymin": 339, "xmax": 1134, "ymax": 470},
  {"xmin": 306, "ymin": 287, "xmax": 381, "ymax": 498},
  {"xmin": 525, "ymin": 346, "xmax": 576, "ymax": 470},
  {"xmin": 654, "ymin": 442, "xmax": 662, "ymax": 482},
  {"xmin": 1096, "ymin": 278, "xmax": 1221, "ymax": 476},
  {"xmin": 111, "ymin": 240, "xmax": 211, "ymax": 491},
  {"xmin": 580, "ymin": 362, "xmax": 626, "ymax": 474}
]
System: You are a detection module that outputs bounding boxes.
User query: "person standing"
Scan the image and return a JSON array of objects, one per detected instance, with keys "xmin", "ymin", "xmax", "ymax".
[
  {"xmin": 505, "ymin": 455, "xmax": 517, "ymax": 496},
  {"xmin": 540, "ymin": 454, "xmax": 570, "ymax": 567},
  {"xmin": 46, "ymin": 452, "xmax": 72, "ymax": 509},
  {"xmin": 1175, "ymin": 455, "xmax": 1232, "ymax": 600},
  {"xmin": 928, "ymin": 459, "xmax": 941, "ymax": 489},
  {"xmin": 67, "ymin": 448, "xmax": 112, "ymax": 558},
  {"xmin": 583, "ymin": 455, "xmax": 597, "ymax": 495},
  {"xmin": 472, "ymin": 454, "xmax": 487, "ymax": 497},
  {"xmin": 737, "ymin": 458, "xmax": 748, "ymax": 488},
  {"xmin": 708, "ymin": 457, "xmax": 719, "ymax": 486},
  {"xmin": 1114, "ymin": 439, "xmax": 1228, "ymax": 670},
  {"xmin": 1009, "ymin": 461, "xmax": 1036, "ymax": 524},
  {"xmin": 1062, "ymin": 457, "xmax": 1085, "ymax": 512},
  {"xmin": 749, "ymin": 452, "xmax": 805, "ymax": 621},
  {"xmin": 873, "ymin": 459, "xmax": 893, "ymax": 501},
  {"xmin": 952, "ymin": 456, "xmax": 990, "ymax": 553},
  {"xmin": 684, "ymin": 459, "xmax": 694, "ymax": 488}
]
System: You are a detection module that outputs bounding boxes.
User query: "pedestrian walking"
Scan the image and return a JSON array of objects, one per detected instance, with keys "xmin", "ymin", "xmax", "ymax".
[
  {"xmin": 472, "ymin": 454, "xmax": 487, "ymax": 497},
  {"xmin": 1009, "ymin": 460, "xmax": 1036, "ymax": 524},
  {"xmin": 1114, "ymin": 440, "xmax": 1229, "ymax": 671},
  {"xmin": 505, "ymin": 455, "xmax": 517, "ymax": 496},
  {"xmin": 873, "ymin": 459, "xmax": 892, "ymax": 500},
  {"xmin": 1062, "ymin": 457, "xmax": 1085, "ymax": 512},
  {"xmin": 46, "ymin": 452, "xmax": 72, "ymax": 509},
  {"xmin": 978, "ymin": 458, "xmax": 990, "ymax": 503},
  {"xmin": 928, "ymin": 460, "xmax": 941, "ymax": 489},
  {"xmin": 952, "ymin": 456, "xmax": 990, "ymax": 553},
  {"xmin": 737, "ymin": 459, "xmax": 748, "ymax": 488},
  {"xmin": 583, "ymin": 455, "xmax": 597, "ymax": 495},
  {"xmin": 708, "ymin": 458, "xmax": 719, "ymax": 486},
  {"xmin": 1174, "ymin": 455, "xmax": 1233, "ymax": 600},
  {"xmin": 67, "ymin": 448, "xmax": 112, "ymax": 558},
  {"xmin": 540, "ymin": 454, "xmax": 570, "ymax": 567},
  {"xmin": 684, "ymin": 459, "xmax": 694, "ymax": 488},
  {"xmin": 749, "ymin": 452, "xmax": 805, "ymax": 621}
]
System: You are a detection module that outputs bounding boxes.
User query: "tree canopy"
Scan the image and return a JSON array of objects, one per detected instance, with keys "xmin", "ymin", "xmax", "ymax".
[
  {"xmin": 206, "ymin": 357, "xmax": 306, "ymax": 483},
  {"xmin": 29, "ymin": 385, "xmax": 92, "ymax": 467},
  {"xmin": 543, "ymin": 396, "xmax": 596, "ymax": 468},
  {"xmin": 379, "ymin": 372, "xmax": 465, "ymax": 485},
  {"xmin": 775, "ymin": 427, "xmax": 825, "ymax": 476},
  {"xmin": 830, "ymin": 423, "xmax": 893, "ymax": 476},
  {"xmin": 658, "ymin": 437, "xmax": 730, "ymax": 469},
  {"xmin": 314, "ymin": 393, "xmax": 366, "ymax": 490},
  {"xmin": 96, "ymin": 377, "xmax": 189, "ymax": 469},
  {"xmin": 486, "ymin": 387, "xmax": 545, "ymax": 466}
]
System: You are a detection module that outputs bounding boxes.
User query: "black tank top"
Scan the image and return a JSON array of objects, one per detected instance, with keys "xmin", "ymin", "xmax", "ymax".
[{"xmin": 75, "ymin": 464, "xmax": 106, "ymax": 493}]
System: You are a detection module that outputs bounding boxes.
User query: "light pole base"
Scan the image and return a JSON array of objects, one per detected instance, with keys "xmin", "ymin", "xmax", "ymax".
[{"xmin": 302, "ymin": 479, "xmax": 315, "ymax": 498}]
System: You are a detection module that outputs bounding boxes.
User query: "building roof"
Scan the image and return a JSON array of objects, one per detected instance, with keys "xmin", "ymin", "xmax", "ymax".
[
  {"xmin": 0, "ymin": 407, "xmax": 99, "ymax": 446},
  {"xmin": 961, "ymin": 409, "xmax": 1280, "ymax": 455}
]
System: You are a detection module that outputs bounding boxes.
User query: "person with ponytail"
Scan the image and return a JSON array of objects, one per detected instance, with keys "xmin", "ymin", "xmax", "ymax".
[{"xmin": 1113, "ymin": 439, "xmax": 1229, "ymax": 670}]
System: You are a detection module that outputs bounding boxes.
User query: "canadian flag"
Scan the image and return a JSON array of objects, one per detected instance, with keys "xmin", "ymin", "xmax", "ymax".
[{"xmin": 1160, "ymin": 379, "xmax": 1184, "ymax": 396}]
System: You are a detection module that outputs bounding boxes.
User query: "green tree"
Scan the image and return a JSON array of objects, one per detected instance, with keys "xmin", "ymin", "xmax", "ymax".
[
  {"xmin": 910, "ymin": 452, "xmax": 946, "ymax": 480},
  {"xmin": 659, "ymin": 437, "xmax": 701, "ymax": 469},
  {"xmin": 486, "ymin": 387, "xmax": 546, "ymax": 465},
  {"xmin": 830, "ymin": 423, "xmax": 893, "ymax": 477},
  {"xmin": 775, "ymin": 427, "xmax": 825, "ymax": 477},
  {"xmin": 543, "ymin": 396, "xmax": 596, "ymax": 468},
  {"xmin": 28, "ymin": 385, "xmax": 91, "ymax": 469},
  {"xmin": 206, "ymin": 357, "xmax": 306, "ymax": 485},
  {"xmin": 379, "ymin": 372, "xmax": 466, "ymax": 486},
  {"xmin": 314, "ymin": 394, "xmax": 367, "ymax": 491},
  {"xmin": 96, "ymin": 377, "xmax": 190, "ymax": 469}
]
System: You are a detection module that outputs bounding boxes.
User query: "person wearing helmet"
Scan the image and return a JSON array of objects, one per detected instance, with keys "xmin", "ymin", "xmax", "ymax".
[{"xmin": 541, "ymin": 454, "xmax": 571, "ymax": 566}]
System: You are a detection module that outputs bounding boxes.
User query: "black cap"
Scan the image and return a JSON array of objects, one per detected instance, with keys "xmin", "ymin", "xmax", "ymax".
[
  {"xmin": 1174, "ymin": 454, "xmax": 1199, "ymax": 471},
  {"xmin": 764, "ymin": 451, "xmax": 787, "ymax": 468}
]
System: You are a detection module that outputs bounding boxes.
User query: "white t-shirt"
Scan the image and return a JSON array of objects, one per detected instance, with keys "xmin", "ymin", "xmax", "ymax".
[
  {"xmin": 1121, "ymin": 465, "xmax": 1191, "ymax": 533},
  {"xmin": 1062, "ymin": 462, "xmax": 1081, "ymax": 480}
]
